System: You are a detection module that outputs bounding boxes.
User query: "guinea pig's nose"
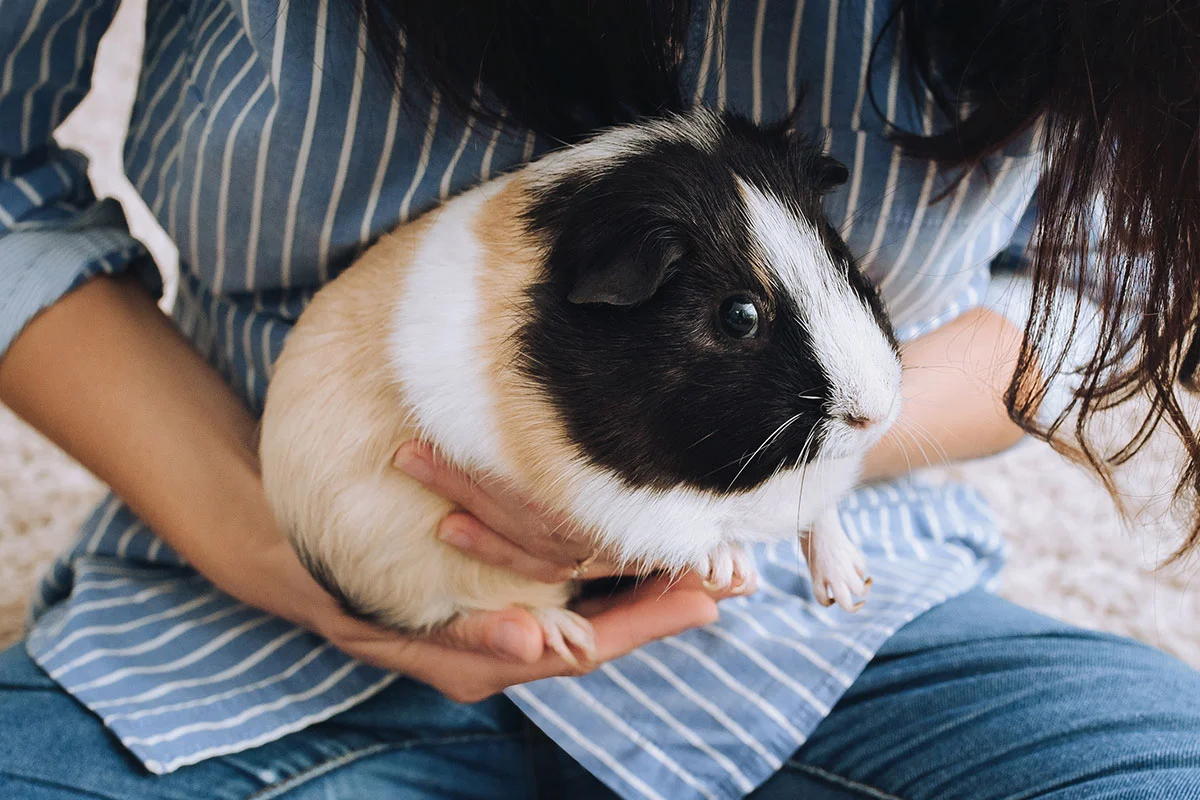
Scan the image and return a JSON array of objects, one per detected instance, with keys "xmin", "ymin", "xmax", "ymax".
[{"xmin": 840, "ymin": 413, "xmax": 879, "ymax": 430}]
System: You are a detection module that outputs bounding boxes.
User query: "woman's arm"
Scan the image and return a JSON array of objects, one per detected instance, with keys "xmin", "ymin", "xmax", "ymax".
[
  {"xmin": 0, "ymin": 275, "xmax": 724, "ymax": 701},
  {"xmin": 0, "ymin": 273, "xmax": 316, "ymax": 622},
  {"xmin": 861, "ymin": 306, "xmax": 1027, "ymax": 483}
]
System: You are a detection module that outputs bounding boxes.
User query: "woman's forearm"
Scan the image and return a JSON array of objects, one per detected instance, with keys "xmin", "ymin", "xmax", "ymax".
[
  {"xmin": 0, "ymin": 274, "xmax": 263, "ymax": 540},
  {"xmin": 0, "ymin": 275, "xmax": 333, "ymax": 626},
  {"xmin": 861, "ymin": 306, "xmax": 1027, "ymax": 483}
]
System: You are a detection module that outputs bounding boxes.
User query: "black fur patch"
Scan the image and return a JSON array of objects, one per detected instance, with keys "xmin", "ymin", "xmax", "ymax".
[
  {"xmin": 293, "ymin": 537, "xmax": 397, "ymax": 628},
  {"xmin": 520, "ymin": 111, "xmax": 895, "ymax": 495}
]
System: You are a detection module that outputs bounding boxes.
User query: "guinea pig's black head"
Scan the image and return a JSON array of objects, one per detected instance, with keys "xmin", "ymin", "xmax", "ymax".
[{"xmin": 519, "ymin": 108, "xmax": 902, "ymax": 495}]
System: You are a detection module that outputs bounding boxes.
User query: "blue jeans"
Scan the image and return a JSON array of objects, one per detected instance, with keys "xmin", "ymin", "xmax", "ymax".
[{"xmin": 2, "ymin": 589, "xmax": 1200, "ymax": 799}]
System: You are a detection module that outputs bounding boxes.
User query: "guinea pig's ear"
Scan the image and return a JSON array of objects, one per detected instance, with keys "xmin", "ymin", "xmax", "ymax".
[
  {"xmin": 567, "ymin": 238, "xmax": 684, "ymax": 307},
  {"xmin": 780, "ymin": 89, "xmax": 810, "ymax": 137},
  {"xmin": 816, "ymin": 156, "xmax": 849, "ymax": 192}
]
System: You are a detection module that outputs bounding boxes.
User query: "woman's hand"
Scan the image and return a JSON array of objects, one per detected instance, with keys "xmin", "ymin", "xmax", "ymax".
[
  {"xmin": 395, "ymin": 441, "xmax": 634, "ymax": 583},
  {"xmin": 319, "ymin": 571, "xmax": 723, "ymax": 703},
  {"xmin": 241, "ymin": 532, "xmax": 723, "ymax": 703},
  {"xmin": 0, "ymin": 274, "xmax": 723, "ymax": 703}
]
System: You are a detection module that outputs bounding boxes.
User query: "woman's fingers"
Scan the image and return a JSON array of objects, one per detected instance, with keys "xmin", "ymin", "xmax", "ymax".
[
  {"xmin": 323, "ymin": 605, "xmax": 547, "ymax": 665},
  {"xmin": 393, "ymin": 442, "xmax": 520, "ymax": 535},
  {"xmin": 579, "ymin": 583, "xmax": 720, "ymax": 661},
  {"xmin": 459, "ymin": 584, "xmax": 719, "ymax": 691},
  {"xmin": 437, "ymin": 512, "xmax": 577, "ymax": 583},
  {"xmin": 429, "ymin": 606, "xmax": 547, "ymax": 662},
  {"xmin": 572, "ymin": 570, "xmax": 755, "ymax": 616},
  {"xmin": 437, "ymin": 512, "xmax": 626, "ymax": 582},
  {"xmin": 394, "ymin": 441, "xmax": 604, "ymax": 567}
]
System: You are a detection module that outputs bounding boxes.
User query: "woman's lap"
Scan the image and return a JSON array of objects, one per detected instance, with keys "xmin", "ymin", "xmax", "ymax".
[
  {"xmin": 0, "ymin": 648, "xmax": 540, "ymax": 799},
  {"xmin": 3, "ymin": 589, "xmax": 1200, "ymax": 800},
  {"xmin": 762, "ymin": 588, "xmax": 1200, "ymax": 799}
]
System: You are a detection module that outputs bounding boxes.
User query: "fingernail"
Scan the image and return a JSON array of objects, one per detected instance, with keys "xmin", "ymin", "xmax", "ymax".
[
  {"xmin": 393, "ymin": 443, "xmax": 433, "ymax": 482},
  {"xmin": 491, "ymin": 620, "xmax": 530, "ymax": 659},
  {"xmin": 438, "ymin": 524, "xmax": 473, "ymax": 551}
]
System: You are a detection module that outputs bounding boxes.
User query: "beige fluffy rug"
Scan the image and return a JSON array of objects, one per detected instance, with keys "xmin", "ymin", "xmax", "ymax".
[{"xmin": 3, "ymin": 1, "xmax": 1199, "ymax": 668}]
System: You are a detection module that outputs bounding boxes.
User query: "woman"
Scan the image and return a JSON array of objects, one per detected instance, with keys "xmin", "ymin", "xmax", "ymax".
[{"xmin": 1, "ymin": 0, "xmax": 1199, "ymax": 797}]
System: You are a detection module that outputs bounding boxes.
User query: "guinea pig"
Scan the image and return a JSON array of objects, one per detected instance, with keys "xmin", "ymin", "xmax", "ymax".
[{"xmin": 258, "ymin": 106, "xmax": 903, "ymax": 664}]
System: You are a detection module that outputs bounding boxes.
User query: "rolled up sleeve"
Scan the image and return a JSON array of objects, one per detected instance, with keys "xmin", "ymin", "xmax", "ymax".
[{"xmin": 0, "ymin": 0, "xmax": 161, "ymax": 358}]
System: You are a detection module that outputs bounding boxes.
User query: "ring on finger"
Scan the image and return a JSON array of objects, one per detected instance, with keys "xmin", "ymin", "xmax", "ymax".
[{"xmin": 570, "ymin": 551, "xmax": 599, "ymax": 580}]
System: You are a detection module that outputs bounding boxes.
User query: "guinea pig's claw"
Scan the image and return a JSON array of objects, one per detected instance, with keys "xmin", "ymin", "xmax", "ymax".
[
  {"xmin": 698, "ymin": 543, "xmax": 757, "ymax": 595},
  {"xmin": 532, "ymin": 607, "xmax": 596, "ymax": 666}
]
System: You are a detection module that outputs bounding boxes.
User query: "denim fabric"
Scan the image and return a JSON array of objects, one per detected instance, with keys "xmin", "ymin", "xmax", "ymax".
[{"xmin": 3, "ymin": 588, "xmax": 1200, "ymax": 799}]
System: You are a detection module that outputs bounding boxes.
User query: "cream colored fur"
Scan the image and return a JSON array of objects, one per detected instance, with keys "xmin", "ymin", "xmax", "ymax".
[{"xmin": 258, "ymin": 195, "xmax": 572, "ymax": 632}]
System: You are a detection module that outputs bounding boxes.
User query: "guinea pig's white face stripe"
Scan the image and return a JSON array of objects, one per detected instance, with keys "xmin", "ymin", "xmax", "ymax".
[
  {"xmin": 736, "ymin": 178, "xmax": 901, "ymax": 434},
  {"xmin": 529, "ymin": 107, "xmax": 722, "ymax": 188}
]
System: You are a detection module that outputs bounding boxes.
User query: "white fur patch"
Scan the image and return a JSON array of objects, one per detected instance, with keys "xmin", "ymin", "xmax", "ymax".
[
  {"xmin": 386, "ymin": 179, "xmax": 513, "ymax": 471},
  {"xmin": 736, "ymin": 178, "xmax": 902, "ymax": 456}
]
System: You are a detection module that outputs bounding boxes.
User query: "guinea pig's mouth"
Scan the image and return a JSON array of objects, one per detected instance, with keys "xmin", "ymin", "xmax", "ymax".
[{"xmin": 818, "ymin": 395, "xmax": 902, "ymax": 459}]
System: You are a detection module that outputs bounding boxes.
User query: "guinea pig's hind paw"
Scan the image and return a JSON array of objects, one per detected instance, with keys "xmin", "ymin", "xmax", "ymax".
[
  {"xmin": 697, "ymin": 543, "xmax": 757, "ymax": 594},
  {"xmin": 532, "ymin": 608, "xmax": 596, "ymax": 667}
]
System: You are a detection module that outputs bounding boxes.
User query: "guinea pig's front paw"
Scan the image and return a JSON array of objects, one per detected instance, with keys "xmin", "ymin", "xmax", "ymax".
[
  {"xmin": 695, "ymin": 542, "xmax": 757, "ymax": 595},
  {"xmin": 531, "ymin": 607, "xmax": 596, "ymax": 667},
  {"xmin": 804, "ymin": 509, "xmax": 871, "ymax": 612}
]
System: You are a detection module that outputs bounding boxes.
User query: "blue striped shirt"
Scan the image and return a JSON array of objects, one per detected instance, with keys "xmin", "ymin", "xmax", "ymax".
[{"xmin": 2, "ymin": 0, "xmax": 1039, "ymax": 797}]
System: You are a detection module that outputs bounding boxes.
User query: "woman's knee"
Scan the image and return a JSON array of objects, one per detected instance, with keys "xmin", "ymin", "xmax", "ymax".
[{"xmin": 793, "ymin": 590, "xmax": 1200, "ymax": 800}]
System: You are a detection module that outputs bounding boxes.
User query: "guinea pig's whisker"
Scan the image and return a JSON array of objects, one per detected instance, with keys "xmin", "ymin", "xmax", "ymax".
[
  {"xmin": 894, "ymin": 427, "xmax": 916, "ymax": 477},
  {"xmin": 895, "ymin": 418, "xmax": 946, "ymax": 470},
  {"xmin": 794, "ymin": 424, "xmax": 821, "ymax": 537},
  {"xmin": 791, "ymin": 454, "xmax": 807, "ymax": 576},
  {"xmin": 796, "ymin": 395, "xmax": 821, "ymax": 401},
  {"xmin": 904, "ymin": 418, "xmax": 950, "ymax": 467},
  {"xmin": 698, "ymin": 417, "xmax": 792, "ymax": 483},
  {"xmin": 900, "ymin": 424, "xmax": 937, "ymax": 475},
  {"xmin": 767, "ymin": 448, "xmax": 791, "ymax": 484},
  {"xmin": 728, "ymin": 413, "xmax": 804, "ymax": 490},
  {"xmin": 893, "ymin": 419, "xmax": 932, "ymax": 469},
  {"xmin": 891, "ymin": 396, "xmax": 938, "ymax": 407}
]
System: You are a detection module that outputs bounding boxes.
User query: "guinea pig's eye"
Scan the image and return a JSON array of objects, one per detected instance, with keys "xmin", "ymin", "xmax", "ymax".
[{"xmin": 718, "ymin": 295, "xmax": 761, "ymax": 339}]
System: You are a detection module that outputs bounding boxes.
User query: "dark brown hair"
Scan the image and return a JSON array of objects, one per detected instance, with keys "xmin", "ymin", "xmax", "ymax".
[
  {"xmin": 883, "ymin": 0, "xmax": 1200, "ymax": 560},
  {"xmin": 1027, "ymin": 1, "xmax": 1200, "ymax": 560},
  {"xmin": 356, "ymin": 0, "xmax": 1200, "ymax": 557}
]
